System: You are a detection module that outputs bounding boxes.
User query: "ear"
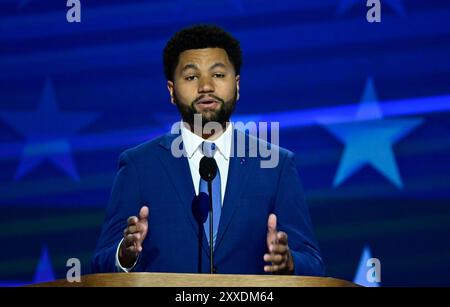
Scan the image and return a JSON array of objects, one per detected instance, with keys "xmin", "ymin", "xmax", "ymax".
[
  {"xmin": 236, "ymin": 75, "xmax": 240, "ymax": 101},
  {"xmin": 167, "ymin": 80, "xmax": 175, "ymax": 105}
]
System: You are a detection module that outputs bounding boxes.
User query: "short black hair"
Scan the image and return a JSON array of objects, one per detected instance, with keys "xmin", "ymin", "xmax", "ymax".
[{"xmin": 163, "ymin": 24, "xmax": 242, "ymax": 81}]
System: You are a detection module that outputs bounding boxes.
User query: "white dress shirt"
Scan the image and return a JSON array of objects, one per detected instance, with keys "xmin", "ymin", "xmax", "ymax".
[
  {"xmin": 181, "ymin": 122, "xmax": 232, "ymax": 204},
  {"xmin": 115, "ymin": 122, "xmax": 233, "ymax": 271}
]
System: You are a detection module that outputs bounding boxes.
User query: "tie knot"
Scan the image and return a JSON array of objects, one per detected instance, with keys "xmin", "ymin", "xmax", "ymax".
[{"xmin": 202, "ymin": 141, "xmax": 217, "ymax": 158}]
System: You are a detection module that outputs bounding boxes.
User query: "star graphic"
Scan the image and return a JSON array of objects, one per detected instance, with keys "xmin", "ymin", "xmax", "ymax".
[
  {"xmin": 353, "ymin": 246, "xmax": 380, "ymax": 287},
  {"xmin": 33, "ymin": 245, "xmax": 55, "ymax": 284},
  {"xmin": 337, "ymin": 0, "xmax": 405, "ymax": 16},
  {"xmin": 0, "ymin": 77, "xmax": 99, "ymax": 181},
  {"xmin": 318, "ymin": 78, "xmax": 423, "ymax": 189},
  {"xmin": 0, "ymin": 245, "xmax": 55, "ymax": 286}
]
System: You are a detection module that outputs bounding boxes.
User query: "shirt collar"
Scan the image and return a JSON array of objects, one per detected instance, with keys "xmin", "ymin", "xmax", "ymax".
[{"xmin": 180, "ymin": 121, "xmax": 232, "ymax": 160}]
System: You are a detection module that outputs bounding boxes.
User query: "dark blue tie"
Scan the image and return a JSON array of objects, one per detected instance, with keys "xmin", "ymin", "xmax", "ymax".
[{"xmin": 199, "ymin": 142, "xmax": 222, "ymax": 249}]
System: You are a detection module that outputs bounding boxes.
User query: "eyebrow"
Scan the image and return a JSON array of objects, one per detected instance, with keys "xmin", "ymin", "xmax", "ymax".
[
  {"xmin": 209, "ymin": 62, "xmax": 226, "ymax": 70},
  {"xmin": 180, "ymin": 62, "xmax": 227, "ymax": 73},
  {"xmin": 181, "ymin": 64, "xmax": 198, "ymax": 73}
]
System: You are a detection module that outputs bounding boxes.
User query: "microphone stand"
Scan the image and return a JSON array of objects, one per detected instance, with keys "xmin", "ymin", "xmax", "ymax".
[
  {"xmin": 207, "ymin": 181, "xmax": 214, "ymax": 274},
  {"xmin": 199, "ymin": 155, "xmax": 218, "ymax": 274}
]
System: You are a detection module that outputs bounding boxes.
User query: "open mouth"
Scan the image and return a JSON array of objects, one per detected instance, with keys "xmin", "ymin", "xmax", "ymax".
[
  {"xmin": 197, "ymin": 99, "xmax": 218, "ymax": 105},
  {"xmin": 196, "ymin": 99, "xmax": 220, "ymax": 109}
]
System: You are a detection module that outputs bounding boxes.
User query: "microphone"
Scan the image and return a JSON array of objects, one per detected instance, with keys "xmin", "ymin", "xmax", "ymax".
[
  {"xmin": 199, "ymin": 156, "xmax": 218, "ymax": 274},
  {"xmin": 199, "ymin": 156, "xmax": 217, "ymax": 182}
]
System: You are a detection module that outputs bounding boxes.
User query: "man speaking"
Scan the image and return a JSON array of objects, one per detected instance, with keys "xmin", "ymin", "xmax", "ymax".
[{"xmin": 92, "ymin": 25, "xmax": 324, "ymax": 276}]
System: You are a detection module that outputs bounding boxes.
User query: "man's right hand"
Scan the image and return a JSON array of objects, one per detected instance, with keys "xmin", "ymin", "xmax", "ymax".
[{"xmin": 118, "ymin": 206, "xmax": 149, "ymax": 268}]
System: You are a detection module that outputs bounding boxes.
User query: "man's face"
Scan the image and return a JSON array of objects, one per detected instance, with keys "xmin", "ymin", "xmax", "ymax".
[{"xmin": 167, "ymin": 48, "xmax": 240, "ymax": 127}]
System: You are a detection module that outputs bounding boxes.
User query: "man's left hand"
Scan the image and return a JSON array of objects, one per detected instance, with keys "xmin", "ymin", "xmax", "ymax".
[{"xmin": 264, "ymin": 214, "xmax": 294, "ymax": 274}]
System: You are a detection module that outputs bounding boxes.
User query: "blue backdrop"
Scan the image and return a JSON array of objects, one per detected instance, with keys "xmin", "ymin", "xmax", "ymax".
[{"xmin": 1, "ymin": 0, "xmax": 449, "ymax": 286}]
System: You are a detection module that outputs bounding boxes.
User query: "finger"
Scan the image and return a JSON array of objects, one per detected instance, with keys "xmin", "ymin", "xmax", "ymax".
[
  {"xmin": 123, "ymin": 225, "xmax": 141, "ymax": 237},
  {"xmin": 126, "ymin": 225, "xmax": 141, "ymax": 234},
  {"xmin": 134, "ymin": 240, "xmax": 143, "ymax": 253},
  {"xmin": 125, "ymin": 245, "xmax": 140, "ymax": 255},
  {"xmin": 267, "ymin": 214, "xmax": 277, "ymax": 234},
  {"xmin": 124, "ymin": 233, "xmax": 135, "ymax": 247},
  {"xmin": 277, "ymin": 232, "xmax": 288, "ymax": 244},
  {"xmin": 267, "ymin": 214, "xmax": 278, "ymax": 247},
  {"xmin": 269, "ymin": 244, "xmax": 288, "ymax": 254},
  {"xmin": 125, "ymin": 233, "xmax": 142, "ymax": 247},
  {"xmin": 127, "ymin": 216, "xmax": 138, "ymax": 226},
  {"xmin": 139, "ymin": 206, "xmax": 149, "ymax": 222},
  {"xmin": 267, "ymin": 231, "xmax": 277, "ymax": 246},
  {"xmin": 264, "ymin": 253, "xmax": 285, "ymax": 265},
  {"xmin": 125, "ymin": 237, "xmax": 143, "ymax": 253},
  {"xmin": 264, "ymin": 262, "xmax": 287, "ymax": 273}
]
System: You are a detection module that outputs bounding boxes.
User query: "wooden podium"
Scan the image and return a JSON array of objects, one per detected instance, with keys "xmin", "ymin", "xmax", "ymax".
[{"xmin": 31, "ymin": 273, "xmax": 358, "ymax": 287}]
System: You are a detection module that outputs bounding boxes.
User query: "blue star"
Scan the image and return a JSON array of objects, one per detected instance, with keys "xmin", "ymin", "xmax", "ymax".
[
  {"xmin": 33, "ymin": 245, "xmax": 55, "ymax": 284},
  {"xmin": 354, "ymin": 246, "xmax": 380, "ymax": 287},
  {"xmin": 0, "ymin": 245, "xmax": 55, "ymax": 286},
  {"xmin": 337, "ymin": 0, "xmax": 405, "ymax": 16},
  {"xmin": 0, "ymin": 78, "xmax": 99, "ymax": 181},
  {"xmin": 319, "ymin": 78, "xmax": 423, "ymax": 189}
]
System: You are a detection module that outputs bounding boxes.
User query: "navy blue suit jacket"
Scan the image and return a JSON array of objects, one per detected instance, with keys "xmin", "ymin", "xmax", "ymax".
[{"xmin": 92, "ymin": 129, "xmax": 324, "ymax": 275}]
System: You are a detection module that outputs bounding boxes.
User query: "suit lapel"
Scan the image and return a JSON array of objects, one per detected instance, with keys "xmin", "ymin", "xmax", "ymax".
[
  {"xmin": 215, "ymin": 129, "xmax": 257, "ymax": 251},
  {"xmin": 157, "ymin": 131, "xmax": 211, "ymax": 256}
]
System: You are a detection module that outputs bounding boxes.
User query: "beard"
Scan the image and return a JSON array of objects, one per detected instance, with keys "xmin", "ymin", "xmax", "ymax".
[{"xmin": 174, "ymin": 90, "xmax": 237, "ymax": 128}]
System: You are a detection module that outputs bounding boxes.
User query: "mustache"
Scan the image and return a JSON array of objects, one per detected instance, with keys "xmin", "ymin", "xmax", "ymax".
[{"xmin": 192, "ymin": 94, "xmax": 225, "ymax": 105}]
